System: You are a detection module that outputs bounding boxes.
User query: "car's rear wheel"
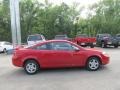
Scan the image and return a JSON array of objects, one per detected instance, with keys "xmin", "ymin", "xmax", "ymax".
[
  {"xmin": 114, "ymin": 44, "xmax": 118, "ymax": 48},
  {"xmin": 86, "ymin": 57, "xmax": 101, "ymax": 71},
  {"xmin": 24, "ymin": 60, "xmax": 40, "ymax": 75}
]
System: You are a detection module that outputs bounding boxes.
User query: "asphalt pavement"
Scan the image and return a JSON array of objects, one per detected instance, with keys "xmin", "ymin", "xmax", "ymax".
[{"xmin": 0, "ymin": 47, "xmax": 120, "ymax": 90}]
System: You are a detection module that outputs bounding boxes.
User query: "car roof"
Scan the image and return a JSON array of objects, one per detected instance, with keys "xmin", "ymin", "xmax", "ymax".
[
  {"xmin": 0, "ymin": 41, "xmax": 10, "ymax": 45},
  {"xmin": 32, "ymin": 40, "xmax": 74, "ymax": 46},
  {"xmin": 55, "ymin": 35, "xmax": 67, "ymax": 36},
  {"xmin": 116, "ymin": 34, "xmax": 120, "ymax": 35},
  {"xmin": 0, "ymin": 41, "xmax": 10, "ymax": 43},
  {"xmin": 41, "ymin": 40, "xmax": 71, "ymax": 43},
  {"xmin": 97, "ymin": 34, "xmax": 111, "ymax": 35}
]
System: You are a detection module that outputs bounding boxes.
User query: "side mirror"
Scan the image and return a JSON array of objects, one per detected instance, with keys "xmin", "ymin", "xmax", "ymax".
[{"xmin": 75, "ymin": 48, "xmax": 80, "ymax": 52}]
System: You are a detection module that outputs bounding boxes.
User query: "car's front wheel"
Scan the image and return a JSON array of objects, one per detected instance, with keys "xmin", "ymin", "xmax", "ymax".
[
  {"xmin": 24, "ymin": 60, "xmax": 40, "ymax": 75},
  {"xmin": 86, "ymin": 57, "xmax": 101, "ymax": 71}
]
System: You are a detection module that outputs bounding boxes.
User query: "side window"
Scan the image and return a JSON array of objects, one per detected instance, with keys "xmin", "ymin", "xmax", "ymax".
[
  {"xmin": 36, "ymin": 44, "xmax": 47, "ymax": 50},
  {"xmin": 34, "ymin": 43, "xmax": 51, "ymax": 50},
  {"xmin": 51, "ymin": 42, "xmax": 73, "ymax": 51},
  {"xmin": 71, "ymin": 45, "xmax": 79, "ymax": 50},
  {"xmin": 96, "ymin": 35, "xmax": 99, "ymax": 38},
  {"xmin": 41, "ymin": 35, "xmax": 45, "ymax": 40},
  {"xmin": 117, "ymin": 35, "xmax": 120, "ymax": 37}
]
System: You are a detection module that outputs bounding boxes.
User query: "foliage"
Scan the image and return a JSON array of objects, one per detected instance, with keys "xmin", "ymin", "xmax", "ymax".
[{"xmin": 0, "ymin": 0, "xmax": 120, "ymax": 42}]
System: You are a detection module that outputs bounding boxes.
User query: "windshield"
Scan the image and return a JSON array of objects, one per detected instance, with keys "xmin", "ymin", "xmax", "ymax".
[
  {"xmin": 100, "ymin": 34, "xmax": 111, "ymax": 38},
  {"xmin": 117, "ymin": 35, "xmax": 120, "ymax": 37}
]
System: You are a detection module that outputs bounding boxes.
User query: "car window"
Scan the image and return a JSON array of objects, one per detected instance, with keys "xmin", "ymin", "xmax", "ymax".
[
  {"xmin": 51, "ymin": 42, "xmax": 73, "ymax": 51},
  {"xmin": 101, "ymin": 34, "xmax": 111, "ymax": 38},
  {"xmin": 28, "ymin": 35, "xmax": 42, "ymax": 41},
  {"xmin": 117, "ymin": 35, "xmax": 120, "ymax": 37},
  {"xmin": 34, "ymin": 43, "xmax": 52, "ymax": 50},
  {"xmin": 96, "ymin": 35, "xmax": 99, "ymax": 38},
  {"xmin": 71, "ymin": 45, "xmax": 80, "ymax": 50},
  {"xmin": 33, "ymin": 42, "xmax": 79, "ymax": 51}
]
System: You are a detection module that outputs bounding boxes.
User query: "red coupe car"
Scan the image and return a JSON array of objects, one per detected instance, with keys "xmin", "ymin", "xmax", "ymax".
[{"xmin": 12, "ymin": 40, "xmax": 109, "ymax": 75}]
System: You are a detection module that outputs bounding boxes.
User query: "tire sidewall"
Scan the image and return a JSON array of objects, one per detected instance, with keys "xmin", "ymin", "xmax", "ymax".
[
  {"xmin": 86, "ymin": 57, "xmax": 101, "ymax": 71},
  {"xmin": 24, "ymin": 60, "xmax": 39, "ymax": 75}
]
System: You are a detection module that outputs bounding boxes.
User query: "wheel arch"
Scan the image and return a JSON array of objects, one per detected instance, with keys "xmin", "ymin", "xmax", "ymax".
[{"xmin": 23, "ymin": 58, "xmax": 40, "ymax": 68}]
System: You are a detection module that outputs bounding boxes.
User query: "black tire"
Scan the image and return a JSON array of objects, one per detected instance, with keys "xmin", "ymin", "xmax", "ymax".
[
  {"xmin": 90, "ymin": 44, "xmax": 94, "ymax": 48},
  {"xmin": 24, "ymin": 60, "xmax": 40, "ymax": 75},
  {"xmin": 101, "ymin": 42, "xmax": 107, "ymax": 48},
  {"xmin": 114, "ymin": 44, "xmax": 118, "ymax": 48},
  {"xmin": 3, "ymin": 48, "xmax": 7, "ymax": 53},
  {"xmin": 86, "ymin": 57, "xmax": 101, "ymax": 71}
]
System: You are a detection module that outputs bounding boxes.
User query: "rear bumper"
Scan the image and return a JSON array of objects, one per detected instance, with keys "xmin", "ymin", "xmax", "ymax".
[
  {"xmin": 105, "ymin": 41, "xmax": 118, "ymax": 45},
  {"xmin": 12, "ymin": 56, "xmax": 23, "ymax": 67}
]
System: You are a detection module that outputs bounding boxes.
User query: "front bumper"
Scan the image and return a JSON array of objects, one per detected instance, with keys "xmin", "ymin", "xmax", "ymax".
[{"xmin": 101, "ymin": 54, "xmax": 110, "ymax": 65}]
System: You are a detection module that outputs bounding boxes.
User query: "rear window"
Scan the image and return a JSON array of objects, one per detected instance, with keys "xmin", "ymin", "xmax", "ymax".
[{"xmin": 28, "ymin": 35, "xmax": 42, "ymax": 41}]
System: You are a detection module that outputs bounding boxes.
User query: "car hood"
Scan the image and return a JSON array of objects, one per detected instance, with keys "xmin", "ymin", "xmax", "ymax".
[{"xmin": 84, "ymin": 48, "xmax": 102, "ymax": 53}]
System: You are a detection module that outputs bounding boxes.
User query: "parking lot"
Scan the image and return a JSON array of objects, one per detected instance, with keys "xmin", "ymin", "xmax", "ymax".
[{"xmin": 0, "ymin": 47, "xmax": 120, "ymax": 90}]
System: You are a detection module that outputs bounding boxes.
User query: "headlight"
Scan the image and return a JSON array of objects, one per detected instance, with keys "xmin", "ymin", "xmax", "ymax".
[
  {"xmin": 102, "ymin": 52, "xmax": 108, "ymax": 56},
  {"xmin": 102, "ymin": 52, "xmax": 106, "ymax": 55}
]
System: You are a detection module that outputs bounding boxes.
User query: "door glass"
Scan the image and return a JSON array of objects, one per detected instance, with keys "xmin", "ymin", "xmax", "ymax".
[
  {"xmin": 51, "ymin": 42, "xmax": 73, "ymax": 51},
  {"xmin": 34, "ymin": 43, "xmax": 52, "ymax": 50},
  {"xmin": 71, "ymin": 45, "xmax": 80, "ymax": 51}
]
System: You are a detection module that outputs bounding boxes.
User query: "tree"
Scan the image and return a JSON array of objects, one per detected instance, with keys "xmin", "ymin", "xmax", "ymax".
[
  {"xmin": 89, "ymin": 0, "xmax": 120, "ymax": 35},
  {"xmin": 0, "ymin": 0, "xmax": 11, "ymax": 41}
]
